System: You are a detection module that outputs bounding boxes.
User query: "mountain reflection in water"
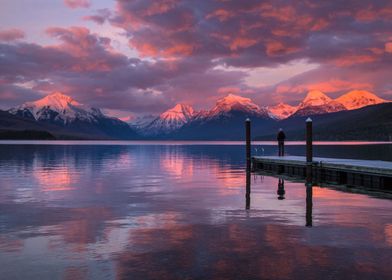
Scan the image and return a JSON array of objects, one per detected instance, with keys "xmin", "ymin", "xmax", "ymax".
[{"xmin": 0, "ymin": 143, "xmax": 391, "ymax": 279}]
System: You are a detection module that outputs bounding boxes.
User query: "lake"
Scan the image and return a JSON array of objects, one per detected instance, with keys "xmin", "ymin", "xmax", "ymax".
[{"xmin": 0, "ymin": 141, "xmax": 391, "ymax": 279}]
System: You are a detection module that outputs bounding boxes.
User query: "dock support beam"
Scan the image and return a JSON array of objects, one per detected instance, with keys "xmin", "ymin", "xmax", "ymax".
[
  {"xmin": 245, "ymin": 118, "xmax": 251, "ymax": 166},
  {"xmin": 245, "ymin": 118, "xmax": 251, "ymax": 209},
  {"xmin": 306, "ymin": 118, "xmax": 313, "ymax": 182},
  {"xmin": 306, "ymin": 118, "xmax": 313, "ymax": 163}
]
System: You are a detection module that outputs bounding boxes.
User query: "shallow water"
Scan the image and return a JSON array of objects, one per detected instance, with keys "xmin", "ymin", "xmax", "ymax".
[{"xmin": 0, "ymin": 142, "xmax": 391, "ymax": 279}]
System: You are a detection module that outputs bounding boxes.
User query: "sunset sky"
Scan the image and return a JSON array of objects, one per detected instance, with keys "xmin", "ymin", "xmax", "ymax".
[{"xmin": 1, "ymin": 0, "xmax": 392, "ymax": 118}]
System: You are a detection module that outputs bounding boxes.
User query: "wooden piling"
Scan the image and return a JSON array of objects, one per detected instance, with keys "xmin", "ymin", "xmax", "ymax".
[
  {"xmin": 245, "ymin": 118, "xmax": 251, "ymax": 209},
  {"xmin": 306, "ymin": 118, "xmax": 313, "ymax": 182},
  {"xmin": 306, "ymin": 118, "xmax": 313, "ymax": 163},
  {"xmin": 246, "ymin": 168, "xmax": 251, "ymax": 209},
  {"xmin": 306, "ymin": 185, "xmax": 313, "ymax": 227},
  {"xmin": 245, "ymin": 118, "xmax": 251, "ymax": 166}
]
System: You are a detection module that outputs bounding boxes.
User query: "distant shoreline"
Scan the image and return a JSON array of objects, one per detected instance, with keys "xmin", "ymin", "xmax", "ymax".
[{"xmin": 0, "ymin": 140, "xmax": 390, "ymax": 146}]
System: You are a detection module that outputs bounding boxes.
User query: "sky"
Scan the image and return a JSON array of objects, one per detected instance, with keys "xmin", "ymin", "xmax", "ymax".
[{"xmin": 0, "ymin": 0, "xmax": 391, "ymax": 119}]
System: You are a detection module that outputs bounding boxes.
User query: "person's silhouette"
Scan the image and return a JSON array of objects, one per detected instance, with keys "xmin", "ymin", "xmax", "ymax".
[{"xmin": 277, "ymin": 128, "xmax": 286, "ymax": 157}]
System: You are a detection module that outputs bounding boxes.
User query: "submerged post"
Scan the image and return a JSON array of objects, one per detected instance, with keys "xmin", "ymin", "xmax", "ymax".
[
  {"xmin": 306, "ymin": 183, "xmax": 313, "ymax": 227},
  {"xmin": 306, "ymin": 118, "xmax": 313, "ymax": 182},
  {"xmin": 245, "ymin": 118, "xmax": 251, "ymax": 209},
  {"xmin": 246, "ymin": 166, "xmax": 251, "ymax": 209}
]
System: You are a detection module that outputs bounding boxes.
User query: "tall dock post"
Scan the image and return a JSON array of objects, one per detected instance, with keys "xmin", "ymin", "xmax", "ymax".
[
  {"xmin": 245, "ymin": 118, "xmax": 251, "ymax": 209},
  {"xmin": 245, "ymin": 118, "xmax": 251, "ymax": 167},
  {"xmin": 306, "ymin": 118, "xmax": 313, "ymax": 182},
  {"xmin": 305, "ymin": 117, "xmax": 313, "ymax": 226}
]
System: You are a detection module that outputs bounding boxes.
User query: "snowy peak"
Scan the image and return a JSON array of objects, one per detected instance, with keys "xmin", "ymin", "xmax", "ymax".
[
  {"xmin": 335, "ymin": 90, "xmax": 388, "ymax": 110},
  {"xmin": 215, "ymin": 94, "xmax": 260, "ymax": 112},
  {"xmin": 128, "ymin": 114, "xmax": 158, "ymax": 129},
  {"xmin": 32, "ymin": 92, "xmax": 80, "ymax": 110},
  {"xmin": 268, "ymin": 103, "xmax": 297, "ymax": 120},
  {"xmin": 160, "ymin": 103, "xmax": 194, "ymax": 122},
  {"xmin": 143, "ymin": 103, "xmax": 196, "ymax": 135},
  {"xmin": 299, "ymin": 90, "xmax": 333, "ymax": 108},
  {"xmin": 9, "ymin": 92, "xmax": 103, "ymax": 123},
  {"xmin": 294, "ymin": 90, "xmax": 346, "ymax": 116},
  {"xmin": 208, "ymin": 94, "xmax": 268, "ymax": 118}
]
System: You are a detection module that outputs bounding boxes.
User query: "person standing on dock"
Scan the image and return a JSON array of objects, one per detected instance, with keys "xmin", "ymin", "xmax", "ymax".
[{"xmin": 277, "ymin": 128, "xmax": 286, "ymax": 157}]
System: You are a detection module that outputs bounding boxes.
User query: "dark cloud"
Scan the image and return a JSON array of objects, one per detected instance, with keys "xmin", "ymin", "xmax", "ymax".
[
  {"xmin": 112, "ymin": 0, "xmax": 392, "ymax": 67},
  {"xmin": 1, "ymin": 0, "xmax": 392, "ymax": 115}
]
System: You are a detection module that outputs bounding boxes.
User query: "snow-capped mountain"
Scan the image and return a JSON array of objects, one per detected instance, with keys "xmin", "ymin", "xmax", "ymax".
[
  {"xmin": 268, "ymin": 103, "xmax": 298, "ymax": 120},
  {"xmin": 143, "ymin": 104, "xmax": 195, "ymax": 135},
  {"xmin": 171, "ymin": 94, "xmax": 275, "ymax": 140},
  {"xmin": 9, "ymin": 92, "xmax": 104, "ymax": 124},
  {"xmin": 8, "ymin": 92, "xmax": 138, "ymax": 139},
  {"xmin": 128, "ymin": 114, "xmax": 158, "ymax": 130},
  {"xmin": 335, "ymin": 90, "xmax": 388, "ymax": 110},
  {"xmin": 293, "ymin": 90, "xmax": 346, "ymax": 117},
  {"xmin": 204, "ymin": 94, "xmax": 269, "ymax": 119}
]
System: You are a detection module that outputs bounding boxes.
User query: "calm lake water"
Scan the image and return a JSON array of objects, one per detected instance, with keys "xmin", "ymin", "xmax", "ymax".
[{"xmin": 0, "ymin": 141, "xmax": 391, "ymax": 279}]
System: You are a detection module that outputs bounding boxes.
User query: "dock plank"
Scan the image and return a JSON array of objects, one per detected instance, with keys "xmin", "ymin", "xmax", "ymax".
[{"xmin": 253, "ymin": 156, "xmax": 392, "ymax": 176}]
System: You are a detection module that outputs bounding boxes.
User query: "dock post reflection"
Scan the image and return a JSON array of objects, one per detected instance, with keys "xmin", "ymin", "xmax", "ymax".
[
  {"xmin": 245, "ymin": 118, "xmax": 251, "ymax": 210},
  {"xmin": 305, "ymin": 158, "xmax": 313, "ymax": 227},
  {"xmin": 246, "ymin": 166, "xmax": 251, "ymax": 209},
  {"xmin": 277, "ymin": 178, "xmax": 285, "ymax": 200},
  {"xmin": 306, "ymin": 183, "xmax": 313, "ymax": 227}
]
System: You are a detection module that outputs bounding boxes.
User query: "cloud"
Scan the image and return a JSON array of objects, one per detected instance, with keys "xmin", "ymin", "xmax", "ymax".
[
  {"xmin": 1, "ymin": 0, "xmax": 392, "ymax": 115},
  {"xmin": 109, "ymin": 0, "xmax": 392, "ymax": 70},
  {"xmin": 0, "ymin": 28, "xmax": 25, "ymax": 42},
  {"xmin": 270, "ymin": 63, "xmax": 392, "ymax": 103},
  {"xmin": 83, "ymin": 9, "xmax": 112, "ymax": 25},
  {"xmin": 64, "ymin": 0, "xmax": 90, "ymax": 9}
]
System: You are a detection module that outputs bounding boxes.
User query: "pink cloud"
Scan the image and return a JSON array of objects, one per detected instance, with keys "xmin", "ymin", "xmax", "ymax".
[
  {"xmin": 206, "ymin": 9, "xmax": 233, "ymax": 22},
  {"xmin": 0, "ymin": 28, "xmax": 25, "ymax": 42},
  {"xmin": 217, "ymin": 87, "xmax": 241, "ymax": 95},
  {"xmin": 385, "ymin": 42, "xmax": 392, "ymax": 53},
  {"xmin": 64, "ymin": 0, "xmax": 90, "ymax": 9},
  {"xmin": 276, "ymin": 80, "xmax": 374, "ymax": 95},
  {"xmin": 1, "ymin": 0, "xmax": 392, "ymax": 114}
]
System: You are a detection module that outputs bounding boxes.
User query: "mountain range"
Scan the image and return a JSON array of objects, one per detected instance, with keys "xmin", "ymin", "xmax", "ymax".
[
  {"xmin": 129, "ymin": 90, "xmax": 389, "ymax": 135},
  {"xmin": 0, "ymin": 90, "xmax": 390, "ymax": 140}
]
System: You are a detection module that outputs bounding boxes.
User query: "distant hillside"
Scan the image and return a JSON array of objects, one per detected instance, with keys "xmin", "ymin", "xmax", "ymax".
[
  {"xmin": 254, "ymin": 103, "xmax": 392, "ymax": 141},
  {"xmin": 0, "ymin": 130, "xmax": 55, "ymax": 140},
  {"xmin": 0, "ymin": 110, "xmax": 136, "ymax": 140},
  {"xmin": 169, "ymin": 110, "xmax": 275, "ymax": 140}
]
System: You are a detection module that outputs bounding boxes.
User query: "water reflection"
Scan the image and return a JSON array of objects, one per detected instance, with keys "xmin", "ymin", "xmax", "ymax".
[
  {"xmin": 0, "ymin": 143, "xmax": 391, "ymax": 279},
  {"xmin": 306, "ymin": 185, "xmax": 313, "ymax": 227},
  {"xmin": 246, "ymin": 164, "xmax": 251, "ymax": 210},
  {"xmin": 277, "ymin": 178, "xmax": 285, "ymax": 200}
]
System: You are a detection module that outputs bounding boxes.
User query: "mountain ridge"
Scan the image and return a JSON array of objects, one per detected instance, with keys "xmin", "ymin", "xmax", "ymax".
[{"xmin": 7, "ymin": 92, "xmax": 138, "ymax": 139}]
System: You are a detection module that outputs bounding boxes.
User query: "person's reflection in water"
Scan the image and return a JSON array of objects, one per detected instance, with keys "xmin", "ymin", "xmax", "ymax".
[
  {"xmin": 277, "ymin": 178, "xmax": 285, "ymax": 200},
  {"xmin": 245, "ymin": 166, "xmax": 251, "ymax": 210},
  {"xmin": 306, "ymin": 182, "xmax": 313, "ymax": 227}
]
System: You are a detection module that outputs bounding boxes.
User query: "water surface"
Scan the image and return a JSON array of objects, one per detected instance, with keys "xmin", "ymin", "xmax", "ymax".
[{"xmin": 0, "ymin": 142, "xmax": 391, "ymax": 279}]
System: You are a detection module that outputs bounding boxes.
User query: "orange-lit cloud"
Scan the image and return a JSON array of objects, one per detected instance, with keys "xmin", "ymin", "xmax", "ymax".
[{"xmin": 276, "ymin": 79, "xmax": 374, "ymax": 95}]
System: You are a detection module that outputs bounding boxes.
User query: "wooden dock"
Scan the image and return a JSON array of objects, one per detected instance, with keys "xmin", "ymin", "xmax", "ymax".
[{"xmin": 252, "ymin": 156, "xmax": 392, "ymax": 190}]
